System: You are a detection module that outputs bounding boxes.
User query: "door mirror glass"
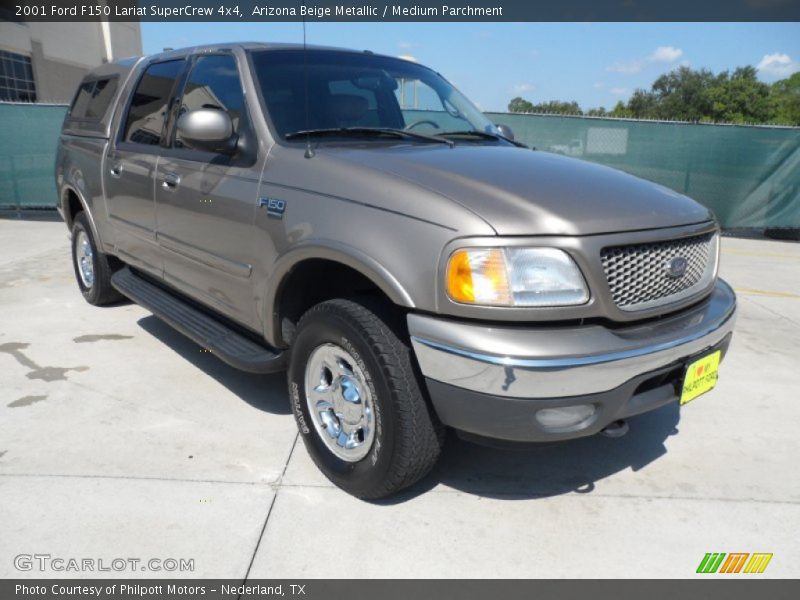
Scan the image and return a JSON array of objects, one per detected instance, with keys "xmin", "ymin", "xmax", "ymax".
[
  {"xmin": 495, "ymin": 123, "xmax": 515, "ymax": 141},
  {"xmin": 176, "ymin": 108, "xmax": 236, "ymax": 153}
]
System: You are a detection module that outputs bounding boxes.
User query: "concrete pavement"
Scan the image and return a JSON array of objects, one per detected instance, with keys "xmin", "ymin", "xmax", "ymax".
[{"xmin": 1, "ymin": 216, "xmax": 798, "ymax": 578}]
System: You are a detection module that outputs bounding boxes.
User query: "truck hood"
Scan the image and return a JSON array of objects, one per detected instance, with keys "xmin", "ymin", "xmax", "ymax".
[{"xmin": 326, "ymin": 144, "xmax": 712, "ymax": 236}]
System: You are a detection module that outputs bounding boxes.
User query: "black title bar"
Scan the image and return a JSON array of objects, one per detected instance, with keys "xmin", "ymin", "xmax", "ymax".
[{"xmin": 2, "ymin": 0, "xmax": 800, "ymax": 22}]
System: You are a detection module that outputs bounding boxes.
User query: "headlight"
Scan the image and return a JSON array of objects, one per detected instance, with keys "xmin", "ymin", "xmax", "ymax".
[{"xmin": 446, "ymin": 247, "xmax": 589, "ymax": 307}]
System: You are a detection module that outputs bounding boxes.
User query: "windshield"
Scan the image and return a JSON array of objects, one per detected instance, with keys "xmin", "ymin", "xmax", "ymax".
[{"xmin": 249, "ymin": 49, "xmax": 497, "ymax": 140}]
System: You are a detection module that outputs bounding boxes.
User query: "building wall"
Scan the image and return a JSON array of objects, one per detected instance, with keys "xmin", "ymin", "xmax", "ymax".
[{"xmin": 0, "ymin": 21, "xmax": 142, "ymax": 103}]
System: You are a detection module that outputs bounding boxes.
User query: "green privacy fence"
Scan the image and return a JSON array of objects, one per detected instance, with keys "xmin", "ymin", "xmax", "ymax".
[
  {"xmin": 485, "ymin": 112, "xmax": 800, "ymax": 229},
  {"xmin": 1, "ymin": 103, "xmax": 799, "ymax": 229},
  {"xmin": 0, "ymin": 102, "xmax": 67, "ymax": 210}
]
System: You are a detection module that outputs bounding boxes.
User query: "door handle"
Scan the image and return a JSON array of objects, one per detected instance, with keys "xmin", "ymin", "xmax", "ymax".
[
  {"xmin": 109, "ymin": 163, "xmax": 123, "ymax": 178},
  {"xmin": 161, "ymin": 172, "xmax": 181, "ymax": 191}
]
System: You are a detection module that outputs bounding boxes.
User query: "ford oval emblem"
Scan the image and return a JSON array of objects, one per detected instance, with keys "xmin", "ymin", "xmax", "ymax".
[{"xmin": 665, "ymin": 256, "xmax": 689, "ymax": 278}]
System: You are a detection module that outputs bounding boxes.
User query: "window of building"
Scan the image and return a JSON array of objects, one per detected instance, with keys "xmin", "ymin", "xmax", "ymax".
[
  {"xmin": 122, "ymin": 59, "xmax": 184, "ymax": 146},
  {"xmin": 0, "ymin": 50, "xmax": 36, "ymax": 102},
  {"xmin": 175, "ymin": 54, "xmax": 245, "ymax": 148},
  {"xmin": 70, "ymin": 77, "xmax": 118, "ymax": 120}
]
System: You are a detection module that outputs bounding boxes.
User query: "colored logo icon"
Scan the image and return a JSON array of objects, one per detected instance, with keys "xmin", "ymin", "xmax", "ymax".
[{"xmin": 697, "ymin": 553, "xmax": 773, "ymax": 574}]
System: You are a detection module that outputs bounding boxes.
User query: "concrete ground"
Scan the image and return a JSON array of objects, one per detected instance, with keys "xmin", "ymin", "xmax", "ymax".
[{"xmin": 1, "ymin": 215, "xmax": 798, "ymax": 579}]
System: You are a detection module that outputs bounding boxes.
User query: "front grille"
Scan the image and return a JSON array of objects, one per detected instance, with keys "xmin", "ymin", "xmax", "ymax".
[{"xmin": 601, "ymin": 232, "xmax": 717, "ymax": 311}]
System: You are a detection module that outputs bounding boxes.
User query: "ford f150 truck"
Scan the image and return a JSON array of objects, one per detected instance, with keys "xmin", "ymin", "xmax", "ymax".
[{"xmin": 56, "ymin": 43, "xmax": 736, "ymax": 499}]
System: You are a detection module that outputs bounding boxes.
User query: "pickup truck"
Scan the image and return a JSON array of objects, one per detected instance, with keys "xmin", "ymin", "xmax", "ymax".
[{"xmin": 56, "ymin": 43, "xmax": 736, "ymax": 499}]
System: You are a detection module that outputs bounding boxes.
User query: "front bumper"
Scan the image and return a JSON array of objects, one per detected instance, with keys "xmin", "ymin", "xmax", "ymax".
[{"xmin": 409, "ymin": 279, "xmax": 737, "ymax": 442}]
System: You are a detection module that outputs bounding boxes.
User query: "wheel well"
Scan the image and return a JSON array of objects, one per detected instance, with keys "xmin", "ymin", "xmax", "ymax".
[
  {"xmin": 64, "ymin": 189, "xmax": 83, "ymax": 229},
  {"xmin": 275, "ymin": 259, "xmax": 404, "ymax": 346}
]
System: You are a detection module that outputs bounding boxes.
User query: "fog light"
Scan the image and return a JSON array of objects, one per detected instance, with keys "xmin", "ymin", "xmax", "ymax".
[{"xmin": 535, "ymin": 404, "xmax": 595, "ymax": 429}]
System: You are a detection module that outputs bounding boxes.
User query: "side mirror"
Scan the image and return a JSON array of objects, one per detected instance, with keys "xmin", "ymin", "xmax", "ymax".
[
  {"xmin": 495, "ymin": 124, "xmax": 515, "ymax": 141},
  {"xmin": 176, "ymin": 108, "xmax": 237, "ymax": 153}
]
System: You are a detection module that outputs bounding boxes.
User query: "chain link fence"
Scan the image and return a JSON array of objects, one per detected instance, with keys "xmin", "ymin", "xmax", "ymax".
[{"xmin": 1, "ymin": 103, "xmax": 799, "ymax": 231}]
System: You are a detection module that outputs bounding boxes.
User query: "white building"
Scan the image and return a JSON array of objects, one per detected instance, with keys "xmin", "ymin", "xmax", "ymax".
[{"xmin": 0, "ymin": 21, "xmax": 142, "ymax": 103}]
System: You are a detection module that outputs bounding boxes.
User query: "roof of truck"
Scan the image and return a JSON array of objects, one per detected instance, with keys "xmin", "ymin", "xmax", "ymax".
[{"xmin": 116, "ymin": 42, "xmax": 379, "ymax": 65}]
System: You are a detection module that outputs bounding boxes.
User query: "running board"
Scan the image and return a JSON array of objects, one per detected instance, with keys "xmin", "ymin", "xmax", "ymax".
[{"xmin": 111, "ymin": 267, "xmax": 286, "ymax": 374}]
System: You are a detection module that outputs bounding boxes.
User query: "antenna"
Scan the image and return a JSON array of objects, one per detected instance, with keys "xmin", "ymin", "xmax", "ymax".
[{"xmin": 302, "ymin": 8, "xmax": 314, "ymax": 159}]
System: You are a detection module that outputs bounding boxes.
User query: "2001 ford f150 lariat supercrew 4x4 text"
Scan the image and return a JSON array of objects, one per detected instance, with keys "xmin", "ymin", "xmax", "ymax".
[{"xmin": 56, "ymin": 43, "xmax": 736, "ymax": 498}]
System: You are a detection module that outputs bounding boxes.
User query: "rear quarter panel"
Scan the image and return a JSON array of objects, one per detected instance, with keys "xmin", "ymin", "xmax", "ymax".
[{"xmin": 56, "ymin": 135, "xmax": 115, "ymax": 252}]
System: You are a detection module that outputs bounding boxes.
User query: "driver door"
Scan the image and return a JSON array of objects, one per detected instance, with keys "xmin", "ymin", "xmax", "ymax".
[{"xmin": 154, "ymin": 52, "xmax": 261, "ymax": 330}]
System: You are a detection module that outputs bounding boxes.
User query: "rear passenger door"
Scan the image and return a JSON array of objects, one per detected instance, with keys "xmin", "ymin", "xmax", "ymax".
[
  {"xmin": 154, "ymin": 52, "xmax": 261, "ymax": 329},
  {"xmin": 104, "ymin": 59, "xmax": 186, "ymax": 277}
]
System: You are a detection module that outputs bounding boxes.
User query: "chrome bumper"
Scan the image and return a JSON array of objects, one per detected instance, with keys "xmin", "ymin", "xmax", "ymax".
[{"xmin": 409, "ymin": 279, "xmax": 737, "ymax": 399}]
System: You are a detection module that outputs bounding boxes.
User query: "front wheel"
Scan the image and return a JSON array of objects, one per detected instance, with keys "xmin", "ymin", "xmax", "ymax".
[{"xmin": 287, "ymin": 299, "xmax": 443, "ymax": 499}]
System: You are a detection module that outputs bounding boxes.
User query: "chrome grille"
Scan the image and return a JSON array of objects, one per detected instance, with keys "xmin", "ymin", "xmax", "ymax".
[{"xmin": 601, "ymin": 232, "xmax": 717, "ymax": 311}]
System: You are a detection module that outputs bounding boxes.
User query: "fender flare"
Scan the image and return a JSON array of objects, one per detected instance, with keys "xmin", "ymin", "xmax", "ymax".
[
  {"xmin": 61, "ymin": 184, "xmax": 103, "ymax": 248},
  {"xmin": 262, "ymin": 240, "xmax": 415, "ymax": 345}
]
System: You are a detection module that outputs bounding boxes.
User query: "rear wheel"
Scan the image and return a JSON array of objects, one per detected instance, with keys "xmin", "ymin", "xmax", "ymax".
[
  {"xmin": 287, "ymin": 298, "xmax": 443, "ymax": 499},
  {"xmin": 71, "ymin": 212, "xmax": 123, "ymax": 306}
]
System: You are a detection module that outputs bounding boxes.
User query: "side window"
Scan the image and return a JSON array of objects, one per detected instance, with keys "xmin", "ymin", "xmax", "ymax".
[
  {"xmin": 175, "ymin": 54, "xmax": 245, "ymax": 148},
  {"xmin": 70, "ymin": 80, "xmax": 95, "ymax": 117},
  {"xmin": 122, "ymin": 60, "xmax": 184, "ymax": 146},
  {"xmin": 85, "ymin": 78, "xmax": 117, "ymax": 119},
  {"xmin": 71, "ymin": 78, "xmax": 118, "ymax": 120}
]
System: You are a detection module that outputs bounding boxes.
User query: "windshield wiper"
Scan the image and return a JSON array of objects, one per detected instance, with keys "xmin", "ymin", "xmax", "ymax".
[
  {"xmin": 285, "ymin": 127, "xmax": 454, "ymax": 147},
  {"xmin": 436, "ymin": 130, "xmax": 529, "ymax": 148}
]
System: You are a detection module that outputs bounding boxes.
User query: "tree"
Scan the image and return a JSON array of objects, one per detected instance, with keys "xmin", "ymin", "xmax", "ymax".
[
  {"xmin": 504, "ymin": 64, "xmax": 800, "ymax": 124},
  {"xmin": 704, "ymin": 66, "xmax": 772, "ymax": 124},
  {"xmin": 507, "ymin": 97, "xmax": 582, "ymax": 114},
  {"xmin": 649, "ymin": 66, "xmax": 717, "ymax": 121},
  {"xmin": 627, "ymin": 89, "xmax": 657, "ymax": 118},
  {"xmin": 508, "ymin": 96, "xmax": 534, "ymax": 113},
  {"xmin": 527, "ymin": 100, "xmax": 583, "ymax": 114},
  {"xmin": 609, "ymin": 100, "xmax": 632, "ymax": 118},
  {"xmin": 770, "ymin": 72, "xmax": 800, "ymax": 125}
]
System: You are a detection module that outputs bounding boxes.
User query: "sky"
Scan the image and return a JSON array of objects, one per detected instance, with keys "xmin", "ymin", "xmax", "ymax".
[{"xmin": 142, "ymin": 22, "xmax": 800, "ymax": 112}]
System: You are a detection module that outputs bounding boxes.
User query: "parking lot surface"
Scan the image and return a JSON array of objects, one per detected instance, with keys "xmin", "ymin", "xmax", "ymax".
[{"xmin": 1, "ymin": 216, "xmax": 799, "ymax": 578}]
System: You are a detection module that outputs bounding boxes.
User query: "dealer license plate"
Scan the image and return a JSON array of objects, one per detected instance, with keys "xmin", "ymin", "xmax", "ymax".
[{"xmin": 680, "ymin": 350, "xmax": 721, "ymax": 405}]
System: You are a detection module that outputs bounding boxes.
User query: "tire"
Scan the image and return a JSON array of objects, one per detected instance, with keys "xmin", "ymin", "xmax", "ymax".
[
  {"xmin": 287, "ymin": 298, "xmax": 443, "ymax": 499},
  {"xmin": 71, "ymin": 212, "xmax": 123, "ymax": 306}
]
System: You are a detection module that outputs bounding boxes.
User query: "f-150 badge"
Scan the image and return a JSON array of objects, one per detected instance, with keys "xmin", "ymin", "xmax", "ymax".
[{"xmin": 259, "ymin": 197, "xmax": 286, "ymax": 219}]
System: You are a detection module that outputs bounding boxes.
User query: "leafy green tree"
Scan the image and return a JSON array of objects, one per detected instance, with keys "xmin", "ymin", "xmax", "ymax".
[
  {"xmin": 770, "ymin": 72, "xmax": 800, "ymax": 125},
  {"xmin": 649, "ymin": 66, "xmax": 717, "ymax": 121},
  {"xmin": 609, "ymin": 100, "xmax": 632, "ymax": 118},
  {"xmin": 508, "ymin": 97, "xmax": 534, "ymax": 113},
  {"xmin": 627, "ymin": 89, "xmax": 658, "ymax": 118},
  {"xmin": 505, "ymin": 65, "xmax": 799, "ymax": 124},
  {"xmin": 705, "ymin": 67, "xmax": 772, "ymax": 124},
  {"xmin": 528, "ymin": 100, "xmax": 583, "ymax": 114},
  {"xmin": 508, "ymin": 97, "xmax": 582, "ymax": 114}
]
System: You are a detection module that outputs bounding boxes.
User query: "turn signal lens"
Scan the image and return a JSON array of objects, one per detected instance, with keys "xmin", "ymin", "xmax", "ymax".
[{"xmin": 446, "ymin": 248, "xmax": 511, "ymax": 305}]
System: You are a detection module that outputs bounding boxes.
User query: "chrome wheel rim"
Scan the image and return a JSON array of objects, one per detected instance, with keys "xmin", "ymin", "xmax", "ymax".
[
  {"xmin": 75, "ymin": 231, "xmax": 94, "ymax": 288},
  {"xmin": 304, "ymin": 343, "xmax": 375, "ymax": 462}
]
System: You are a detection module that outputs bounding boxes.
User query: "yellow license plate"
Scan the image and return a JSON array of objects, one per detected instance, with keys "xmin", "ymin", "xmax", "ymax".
[{"xmin": 680, "ymin": 350, "xmax": 721, "ymax": 405}]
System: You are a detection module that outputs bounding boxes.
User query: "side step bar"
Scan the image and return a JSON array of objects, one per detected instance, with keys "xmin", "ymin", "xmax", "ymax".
[{"xmin": 111, "ymin": 267, "xmax": 286, "ymax": 374}]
